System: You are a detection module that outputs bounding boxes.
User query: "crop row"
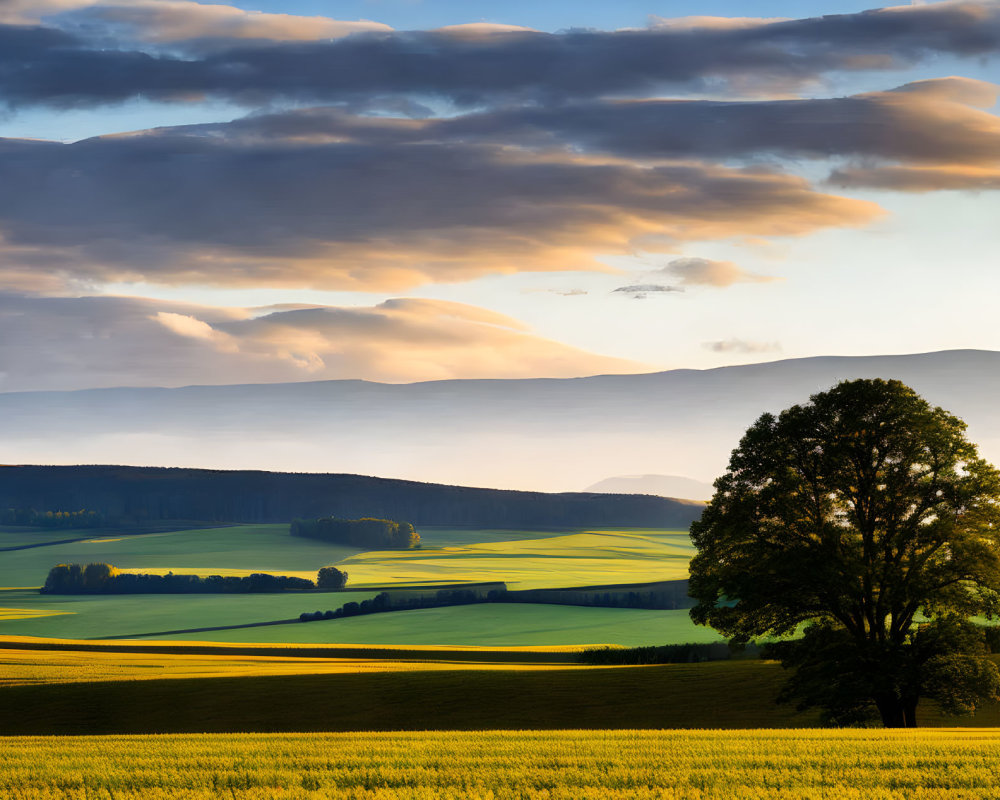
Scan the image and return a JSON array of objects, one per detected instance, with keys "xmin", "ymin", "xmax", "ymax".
[{"xmin": 3, "ymin": 729, "xmax": 1000, "ymax": 799}]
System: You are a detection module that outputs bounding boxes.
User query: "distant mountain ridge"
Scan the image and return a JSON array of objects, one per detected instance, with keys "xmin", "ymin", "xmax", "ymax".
[
  {"xmin": 586, "ymin": 475, "xmax": 715, "ymax": 502},
  {"xmin": 1, "ymin": 349, "xmax": 998, "ymax": 492},
  {"xmin": 0, "ymin": 465, "xmax": 703, "ymax": 529}
]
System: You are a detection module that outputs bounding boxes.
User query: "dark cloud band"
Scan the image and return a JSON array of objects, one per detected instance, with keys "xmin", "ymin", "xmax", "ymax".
[
  {"xmin": 0, "ymin": 124, "xmax": 879, "ymax": 290},
  {"xmin": 2, "ymin": 3, "xmax": 999, "ymax": 108}
]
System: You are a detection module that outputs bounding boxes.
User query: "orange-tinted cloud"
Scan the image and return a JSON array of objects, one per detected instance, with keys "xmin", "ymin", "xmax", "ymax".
[
  {"xmin": 0, "ymin": 133, "xmax": 880, "ymax": 292},
  {"xmin": 2, "ymin": 0, "xmax": 392, "ymax": 40},
  {"xmin": 0, "ymin": 293, "xmax": 647, "ymax": 391},
  {"xmin": 658, "ymin": 257, "xmax": 779, "ymax": 287}
]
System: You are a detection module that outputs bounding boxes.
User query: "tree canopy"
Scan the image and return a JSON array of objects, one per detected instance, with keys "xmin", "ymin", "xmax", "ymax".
[{"xmin": 689, "ymin": 378, "xmax": 1000, "ymax": 726}]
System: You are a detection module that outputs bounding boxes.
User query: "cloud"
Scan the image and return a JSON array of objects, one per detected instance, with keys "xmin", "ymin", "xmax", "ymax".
[
  {"xmin": 433, "ymin": 23, "xmax": 538, "ymax": 37},
  {"xmin": 657, "ymin": 257, "xmax": 779, "ymax": 287},
  {"xmin": 1, "ymin": 0, "xmax": 392, "ymax": 42},
  {"xmin": 153, "ymin": 310, "xmax": 238, "ymax": 353},
  {"xmin": 2, "ymin": 3, "xmax": 1000, "ymax": 109},
  {"xmin": 418, "ymin": 77, "xmax": 1000, "ymax": 166},
  {"xmin": 0, "ymin": 128, "xmax": 880, "ymax": 292},
  {"xmin": 703, "ymin": 338, "xmax": 782, "ymax": 354},
  {"xmin": 612, "ymin": 284, "xmax": 683, "ymax": 299},
  {"xmin": 52, "ymin": 2, "xmax": 392, "ymax": 45},
  {"xmin": 829, "ymin": 164, "xmax": 1000, "ymax": 191},
  {"xmin": 162, "ymin": 76, "xmax": 1000, "ymax": 198},
  {"xmin": 648, "ymin": 15, "xmax": 789, "ymax": 31},
  {"xmin": 0, "ymin": 293, "xmax": 647, "ymax": 391},
  {"xmin": 0, "ymin": 1, "xmax": 91, "ymax": 25}
]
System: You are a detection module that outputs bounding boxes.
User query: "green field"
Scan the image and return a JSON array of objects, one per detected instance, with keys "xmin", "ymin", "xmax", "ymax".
[
  {"xmin": 0, "ymin": 524, "xmax": 356, "ymax": 588},
  {"xmin": 150, "ymin": 603, "xmax": 720, "ymax": 646},
  {"xmin": 8, "ymin": 727, "xmax": 1000, "ymax": 799},
  {"xmin": 0, "ymin": 591, "xmax": 714, "ymax": 646},
  {"xmin": 0, "ymin": 589, "xmax": 383, "ymax": 640},
  {"xmin": 0, "ymin": 523, "xmax": 705, "ymax": 646}
]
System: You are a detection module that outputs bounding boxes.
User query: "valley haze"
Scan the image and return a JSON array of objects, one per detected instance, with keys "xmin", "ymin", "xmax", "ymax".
[{"xmin": 2, "ymin": 349, "xmax": 997, "ymax": 493}]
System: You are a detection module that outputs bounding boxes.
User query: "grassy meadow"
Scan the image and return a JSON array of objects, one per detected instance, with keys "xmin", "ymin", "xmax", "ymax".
[
  {"xmin": 0, "ymin": 589, "xmax": 379, "ymax": 640},
  {"xmin": 0, "ymin": 524, "xmax": 356, "ymax": 587},
  {"xmin": 5, "ymin": 729, "xmax": 1000, "ymax": 799},
  {"xmin": 148, "ymin": 603, "xmax": 721, "ymax": 647}
]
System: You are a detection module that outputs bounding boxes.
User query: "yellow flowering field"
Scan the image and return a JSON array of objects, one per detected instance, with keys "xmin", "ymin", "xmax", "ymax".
[
  {"xmin": 2, "ymin": 729, "xmax": 1000, "ymax": 799},
  {"xmin": 0, "ymin": 643, "xmax": 584, "ymax": 685},
  {"xmin": 0, "ymin": 608, "xmax": 71, "ymax": 622}
]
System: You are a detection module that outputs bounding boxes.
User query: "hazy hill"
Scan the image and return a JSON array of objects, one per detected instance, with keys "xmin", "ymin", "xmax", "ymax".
[
  {"xmin": 586, "ymin": 475, "xmax": 715, "ymax": 502},
  {"xmin": 0, "ymin": 465, "xmax": 703, "ymax": 528},
  {"xmin": 1, "ymin": 350, "xmax": 998, "ymax": 492}
]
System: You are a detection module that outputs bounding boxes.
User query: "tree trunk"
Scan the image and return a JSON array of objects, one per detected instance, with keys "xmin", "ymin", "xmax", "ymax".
[
  {"xmin": 902, "ymin": 695, "xmax": 919, "ymax": 728},
  {"xmin": 874, "ymin": 693, "xmax": 907, "ymax": 728}
]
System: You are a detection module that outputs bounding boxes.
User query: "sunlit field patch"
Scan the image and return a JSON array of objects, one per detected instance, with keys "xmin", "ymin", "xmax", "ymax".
[
  {"xmin": 3, "ymin": 729, "xmax": 1000, "ymax": 799},
  {"xmin": 0, "ymin": 645, "xmax": 583, "ymax": 686},
  {"xmin": 0, "ymin": 607, "xmax": 72, "ymax": 621},
  {"xmin": 340, "ymin": 530, "xmax": 694, "ymax": 590}
]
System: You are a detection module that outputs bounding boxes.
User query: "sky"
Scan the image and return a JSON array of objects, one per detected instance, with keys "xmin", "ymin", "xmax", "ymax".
[{"xmin": 1, "ymin": 0, "xmax": 999, "ymax": 391}]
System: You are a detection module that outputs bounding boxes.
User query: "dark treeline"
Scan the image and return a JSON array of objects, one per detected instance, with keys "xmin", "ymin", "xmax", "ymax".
[
  {"xmin": 299, "ymin": 585, "xmax": 504, "ymax": 623},
  {"xmin": 0, "ymin": 466, "xmax": 703, "ymax": 528},
  {"xmin": 291, "ymin": 517, "xmax": 420, "ymax": 550},
  {"xmin": 41, "ymin": 563, "xmax": 315, "ymax": 594},
  {"xmin": 581, "ymin": 643, "xmax": 749, "ymax": 664},
  {"xmin": 504, "ymin": 580, "xmax": 693, "ymax": 610},
  {"xmin": 2, "ymin": 508, "xmax": 105, "ymax": 528},
  {"xmin": 297, "ymin": 580, "xmax": 693, "ymax": 624}
]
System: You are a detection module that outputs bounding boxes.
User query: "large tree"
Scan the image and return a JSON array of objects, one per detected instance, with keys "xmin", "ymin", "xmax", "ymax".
[{"xmin": 689, "ymin": 378, "xmax": 1000, "ymax": 727}]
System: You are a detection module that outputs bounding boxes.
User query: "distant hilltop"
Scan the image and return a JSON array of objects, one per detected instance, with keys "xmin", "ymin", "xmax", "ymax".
[
  {"xmin": 585, "ymin": 475, "xmax": 714, "ymax": 502},
  {"xmin": 0, "ymin": 350, "xmax": 998, "ymax": 492},
  {"xmin": 0, "ymin": 465, "xmax": 704, "ymax": 529}
]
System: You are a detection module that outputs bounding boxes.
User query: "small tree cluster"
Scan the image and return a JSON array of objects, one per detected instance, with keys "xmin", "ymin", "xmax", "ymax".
[
  {"xmin": 41, "ymin": 563, "xmax": 315, "ymax": 594},
  {"xmin": 290, "ymin": 517, "xmax": 420, "ymax": 550},
  {"xmin": 317, "ymin": 565, "xmax": 348, "ymax": 589},
  {"xmin": 42, "ymin": 563, "xmax": 118, "ymax": 593}
]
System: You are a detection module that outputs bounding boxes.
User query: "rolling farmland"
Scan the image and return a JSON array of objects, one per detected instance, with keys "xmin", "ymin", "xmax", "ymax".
[{"xmin": 0, "ymin": 524, "xmax": 704, "ymax": 646}]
